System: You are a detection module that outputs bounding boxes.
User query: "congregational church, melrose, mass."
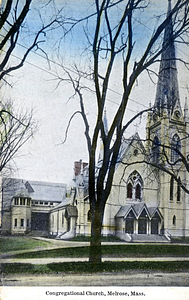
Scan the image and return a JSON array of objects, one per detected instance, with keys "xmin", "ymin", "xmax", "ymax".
[{"xmin": 1, "ymin": 0, "xmax": 189, "ymax": 243}]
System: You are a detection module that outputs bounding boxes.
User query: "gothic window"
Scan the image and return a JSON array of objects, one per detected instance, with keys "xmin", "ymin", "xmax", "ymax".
[
  {"xmin": 170, "ymin": 177, "xmax": 174, "ymax": 201},
  {"xmin": 126, "ymin": 171, "xmax": 143, "ymax": 201},
  {"xmin": 152, "ymin": 136, "xmax": 160, "ymax": 163},
  {"xmin": 127, "ymin": 183, "xmax": 132, "ymax": 199},
  {"xmin": 136, "ymin": 184, "xmax": 141, "ymax": 200},
  {"xmin": 14, "ymin": 219, "xmax": 17, "ymax": 227},
  {"xmin": 177, "ymin": 179, "xmax": 181, "ymax": 202},
  {"xmin": 171, "ymin": 134, "xmax": 181, "ymax": 163},
  {"xmin": 173, "ymin": 215, "xmax": 176, "ymax": 226}
]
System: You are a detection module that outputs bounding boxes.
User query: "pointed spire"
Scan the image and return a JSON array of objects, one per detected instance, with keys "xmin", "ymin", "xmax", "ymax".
[{"xmin": 154, "ymin": 0, "xmax": 180, "ymax": 115}]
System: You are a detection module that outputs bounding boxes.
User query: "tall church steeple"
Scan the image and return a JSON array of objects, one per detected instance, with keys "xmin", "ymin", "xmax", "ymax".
[{"xmin": 154, "ymin": 0, "xmax": 180, "ymax": 115}]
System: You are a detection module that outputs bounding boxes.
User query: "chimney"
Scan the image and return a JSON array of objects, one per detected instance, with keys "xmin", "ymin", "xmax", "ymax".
[{"xmin": 74, "ymin": 160, "xmax": 82, "ymax": 176}]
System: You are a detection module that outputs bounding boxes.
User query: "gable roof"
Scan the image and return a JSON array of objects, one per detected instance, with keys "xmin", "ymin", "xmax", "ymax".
[
  {"xmin": 115, "ymin": 205, "xmax": 134, "ymax": 218},
  {"xmin": 115, "ymin": 203, "xmax": 163, "ymax": 220},
  {"xmin": 117, "ymin": 132, "xmax": 145, "ymax": 162}
]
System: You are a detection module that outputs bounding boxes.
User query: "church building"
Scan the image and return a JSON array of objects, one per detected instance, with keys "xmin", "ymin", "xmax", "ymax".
[{"xmin": 49, "ymin": 0, "xmax": 189, "ymax": 242}]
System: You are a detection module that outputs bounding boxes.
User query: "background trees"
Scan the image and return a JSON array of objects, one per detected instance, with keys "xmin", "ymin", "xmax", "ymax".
[
  {"xmin": 0, "ymin": 100, "xmax": 35, "ymax": 176},
  {"xmin": 0, "ymin": 0, "xmax": 63, "ymax": 174}
]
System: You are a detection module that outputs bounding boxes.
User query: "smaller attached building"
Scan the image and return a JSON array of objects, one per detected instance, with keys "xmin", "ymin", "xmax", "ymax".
[
  {"xmin": 1, "ymin": 178, "xmax": 67, "ymax": 235},
  {"xmin": 49, "ymin": 198, "xmax": 78, "ymax": 239}
]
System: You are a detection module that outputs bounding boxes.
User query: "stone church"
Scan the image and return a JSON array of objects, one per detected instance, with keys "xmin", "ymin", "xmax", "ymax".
[
  {"xmin": 49, "ymin": 0, "xmax": 189, "ymax": 242},
  {"xmin": 1, "ymin": 0, "xmax": 189, "ymax": 242}
]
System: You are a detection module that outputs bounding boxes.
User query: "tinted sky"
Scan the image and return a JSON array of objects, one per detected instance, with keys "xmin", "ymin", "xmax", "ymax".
[{"xmin": 3, "ymin": 0, "xmax": 189, "ymax": 184}]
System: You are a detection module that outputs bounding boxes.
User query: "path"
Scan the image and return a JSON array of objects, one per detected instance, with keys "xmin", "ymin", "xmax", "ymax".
[
  {"xmin": 1, "ymin": 271, "xmax": 189, "ymax": 286},
  {"xmin": 1, "ymin": 256, "xmax": 189, "ymax": 264}
]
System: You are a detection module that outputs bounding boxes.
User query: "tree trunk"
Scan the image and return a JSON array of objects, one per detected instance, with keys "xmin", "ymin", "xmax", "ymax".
[{"xmin": 89, "ymin": 207, "xmax": 103, "ymax": 263}]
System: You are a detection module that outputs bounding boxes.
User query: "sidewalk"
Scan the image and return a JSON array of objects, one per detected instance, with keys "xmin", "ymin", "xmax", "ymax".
[{"xmin": 1, "ymin": 256, "xmax": 189, "ymax": 264}]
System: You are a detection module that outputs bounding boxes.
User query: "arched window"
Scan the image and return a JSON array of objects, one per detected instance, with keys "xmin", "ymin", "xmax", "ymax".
[
  {"xmin": 127, "ymin": 183, "xmax": 132, "ymax": 198},
  {"xmin": 177, "ymin": 178, "xmax": 181, "ymax": 202},
  {"xmin": 170, "ymin": 177, "xmax": 174, "ymax": 201},
  {"xmin": 126, "ymin": 171, "xmax": 143, "ymax": 202},
  {"xmin": 135, "ymin": 184, "xmax": 141, "ymax": 200},
  {"xmin": 171, "ymin": 134, "xmax": 181, "ymax": 163},
  {"xmin": 152, "ymin": 136, "xmax": 160, "ymax": 163},
  {"xmin": 173, "ymin": 215, "xmax": 176, "ymax": 226}
]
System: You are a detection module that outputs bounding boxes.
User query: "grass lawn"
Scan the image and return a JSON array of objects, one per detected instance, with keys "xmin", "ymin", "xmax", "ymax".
[
  {"xmin": 0, "ymin": 236, "xmax": 52, "ymax": 253},
  {"xmin": 2, "ymin": 261, "xmax": 189, "ymax": 274},
  {"xmin": 9, "ymin": 244, "xmax": 189, "ymax": 259},
  {"xmin": 1, "ymin": 236, "xmax": 189, "ymax": 275}
]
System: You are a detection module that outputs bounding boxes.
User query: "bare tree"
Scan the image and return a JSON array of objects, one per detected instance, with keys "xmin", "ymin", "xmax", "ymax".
[
  {"xmin": 56, "ymin": 0, "xmax": 189, "ymax": 262},
  {"xmin": 0, "ymin": 0, "xmax": 64, "ymax": 83},
  {"xmin": 0, "ymin": 99, "xmax": 35, "ymax": 175},
  {"xmin": 0, "ymin": 0, "xmax": 65, "ymax": 172}
]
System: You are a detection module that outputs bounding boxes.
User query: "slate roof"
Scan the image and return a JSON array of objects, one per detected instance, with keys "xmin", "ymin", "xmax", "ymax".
[
  {"xmin": 115, "ymin": 205, "xmax": 133, "ymax": 218},
  {"xmin": 51, "ymin": 198, "xmax": 72, "ymax": 210},
  {"xmin": 2, "ymin": 178, "xmax": 67, "ymax": 209},
  {"xmin": 26, "ymin": 180, "xmax": 66, "ymax": 202}
]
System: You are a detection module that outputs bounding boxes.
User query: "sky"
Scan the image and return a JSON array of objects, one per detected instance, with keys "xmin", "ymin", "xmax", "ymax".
[{"xmin": 2, "ymin": 0, "xmax": 189, "ymax": 185}]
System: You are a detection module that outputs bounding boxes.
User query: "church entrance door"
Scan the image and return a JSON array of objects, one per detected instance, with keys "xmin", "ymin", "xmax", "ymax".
[
  {"xmin": 125, "ymin": 218, "xmax": 134, "ymax": 234},
  {"xmin": 151, "ymin": 217, "xmax": 159, "ymax": 234},
  {"xmin": 31, "ymin": 212, "xmax": 49, "ymax": 231},
  {"xmin": 138, "ymin": 218, "xmax": 147, "ymax": 234}
]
